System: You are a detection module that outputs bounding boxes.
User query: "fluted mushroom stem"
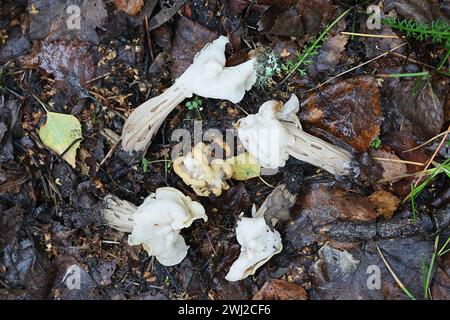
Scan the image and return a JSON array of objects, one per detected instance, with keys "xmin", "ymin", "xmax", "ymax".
[
  {"xmin": 285, "ymin": 124, "xmax": 353, "ymax": 176},
  {"xmin": 102, "ymin": 195, "xmax": 137, "ymax": 233},
  {"xmin": 121, "ymin": 84, "xmax": 187, "ymax": 153}
]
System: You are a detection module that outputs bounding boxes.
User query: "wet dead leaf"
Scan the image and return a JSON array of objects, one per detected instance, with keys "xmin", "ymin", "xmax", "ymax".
[
  {"xmin": 431, "ymin": 254, "xmax": 450, "ymax": 300},
  {"xmin": 113, "ymin": 0, "xmax": 144, "ymax": 16},
  {"xmin": 49, "ymin": 255, "xmax": 100, "ymax": 300},
  {"xmin": 168, "ymin": 17, "xmax": 217, "ymax": 78},
  {"xmin": 28, "ymin": 0, "xmax": 107, "ymax": 43},
  {"xmin": 385, "ymin": 79, "xmax": 444, "ymax": 141},
  {"xmin": 0, "ymin": 206, "xmax": 23, "ymax": 250},
  {"xmin": 258, "ymin": 7, "xmax": 304, "ymax": 37},
  {"xmin": 300, "ymin": 182, "xmax": 382, "ymax": 222},
  {"xmin": 300, "ymin": 75, "xmax": 383, "ymax": 152},
  {"xmin": 148, "ymin": 0, "xmax": 187, "ymax": 31},
  {"xmin": 368, "ymin": 190, "xmax": 400, "ymax": 219},
  {"xmin": 296, "ymin": 0, "xmax": 338, "ymax": 36},
  {"xmin": 384, "ymin": 0, "xmax": 443, "ymax": 23},
  {"xmin": 370, "ymin": 148, "xmax": 408, "ymax": 183},
  {"xmin": 253, "ymin": 279, "xmax": 308, "ymax": 300},
  {"xmin": 257, "ymin": 0, "xmax": 337, "ymax": 38},
  {"xmin": 308, "ymin": 32, "xmax": 348, "ymax": 80},
  {"xmin": 28, "ymin": 41, "xmax": 96, "ymax": 97},
  {"xmin": 311, "ymin": 237, "xmax": 433, "ymax": 300}
]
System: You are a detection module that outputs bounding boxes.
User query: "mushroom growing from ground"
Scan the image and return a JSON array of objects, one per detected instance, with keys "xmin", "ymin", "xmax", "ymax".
[
  {"xmin": 225, "ymin": 215, "xmax": 282, "ymax": 282},
  {"xmin": 173, "ymin": 142, "xmax": 233, "ymax": 196},
  {"xmin": 237, "ymin": 94, "xmax": 354, "ymax": 176},
  {"xmin": 121, "ymin": 35, "xmax": 256, "ymax": 154},
  {"xmin": 102, "ymin": 187, "xmax": 207, "ymax": 266},
  {"xmin": 225, "ymin": 185, "xmax": 293, "ymax": 282}
]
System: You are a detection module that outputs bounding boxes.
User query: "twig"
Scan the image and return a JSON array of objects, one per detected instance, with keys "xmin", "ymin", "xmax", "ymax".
[
  {"xmin": 99, "ymin": 138, "xmax": 122, "ymax": 167},
  {"xmin": 259, "ymin": 176, "xmax": 275, "ymax": 188},
  {"xmin": 376, "ymin": 245, "xmax": 416, "ymax": 300},
  {"xmin": 86, "ymin": 72, "xmax": 111, "ymax": 84},
  {"xmin": 403, "ymin": 129, "xmax": 450, "ymax": 152},
  {"xmin": 144, "ymin": 16, "xmax": 155, "ymax": 62},
  {"xmin": 373, "ymin": 157, "xmax": 425, "ymax": 166},
  {"xmin": 340, "ymin": 31, "xmax": 401, "ymax": 39}
]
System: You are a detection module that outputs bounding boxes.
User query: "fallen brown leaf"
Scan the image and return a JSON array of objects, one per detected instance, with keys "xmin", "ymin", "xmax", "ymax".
[
  {"xmin": 300, "ymin": 75, "xmax": 383, "ymax": 152},
  {"xmin": 253, "ymin": 279, "xmax": 308, "ymax": 300},
  {"xmin": 168, "ymin": 17, "xmax": 218, "ymax": 78},
  {"xmin": 368, "ymin": 190, "xmax": 400, "ymax": 219},
  {"xmin": 113, "ymin": 0, "xmax": 144, "ymax": 16}
]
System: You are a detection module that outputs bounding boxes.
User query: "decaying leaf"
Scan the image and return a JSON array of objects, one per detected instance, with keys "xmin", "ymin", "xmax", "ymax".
[
  {"xmin": 168, "ymin": 17, "xmax": 218, "ymax": 78},
  {"xmin": 148, "ymin": 0, "xmax": 187, "ymax": 31},
  {"xmin": 299, "ymin": 182, "xmax": 382, "ymax": 222},
  {"xmin": 253, "ymin": 279, "xmax": 308, "ymax": 300},
  {"xmin": 431, "ymin": 254, "xmax": 450, "ymax": 300},
  {"xmin": 384, "ymin": 0, "xmax": 442, "ymax": 23},
  {"xmin": 311, "ymin": 237, "xmax": 433, "ymax": 300},
  {"xmin": 296, "ymin": 0, "xmax": 338, "ymax": 36},
  {"xmin": 38, "ymin": 112, "xmax": 83, "ymax": 168},
  {"xmin": 28, "ymin": 0, "xmax": 108, "ymax": 43},
  {"xmin": 0, "ymin": 206, "xmax": 23, "ymax": 250},
  {"xmin": 257, "ymin": 0, "xmax": 337, "ymax": 38},
  {"xmin": 300, "ymin": 75, "xmax": 383, "ymax": 152},
  {"xmin": 24, "ymin": 41, "xmax": 95, "ymax": 98},
  {"xmin": 370, "ymin": 148, "xmax": 408, "ymax": 183},
  {"xmin": 257, "ymin": 7, "xmax": 304, "ymax": 37},
  {"xmin": 227, "ymin": 152, "xmax": 261, "ymax": 181},
  {"xmin": 113, "ymin": 0, "xmax": 144, "ymax": 16},
  {"xmin": 384, "ymin": 79, "xmax": 445, "ymax": 141},
  {"xmin": 308, "ymin": 32, "xmax": 349, "ymax": 80},
  {"xmin": 368, "ymin": 190, "xmax": 400, "ymax": 219}
]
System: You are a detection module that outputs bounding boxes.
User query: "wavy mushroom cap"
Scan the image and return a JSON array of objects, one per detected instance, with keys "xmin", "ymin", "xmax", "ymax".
[
  {"xmin": 237, "ymin": 100, "xmax": 295, "ymax": 169},
  {"xmin": 176, "ymin": 36, "xmax": 256, "ymax": 103},
  {"xmin": 225, "ymin": 217, "xmax": 282, "ymax": 282},
  {"xmin": 173, "ymin": 142, "xmax": 233, "ymax": 196},
  {"xmin": 128, "ymin": 187, "xmax": 207, "ymax": 266}
]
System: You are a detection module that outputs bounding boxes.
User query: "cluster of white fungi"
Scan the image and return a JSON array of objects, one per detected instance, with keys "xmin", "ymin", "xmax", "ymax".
[{"xmin": 103, "ymin": 36, "xmax": 354, "ymax": 281}]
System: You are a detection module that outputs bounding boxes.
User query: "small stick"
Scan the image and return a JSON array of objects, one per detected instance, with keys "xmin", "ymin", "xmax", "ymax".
[
  {"xmin": 144, "ymin": 16, "xmax": 155, "ymax": 62},
  {"xmin": 99, "ymin": 138, "xmax": 122, "ymax": 167},
  {"xmin": 403, "ymin": 130, "xmax": 450, "ymax": 153},
  {"xmin": 340, "ymin": 32, "xmax": 401, "ymax": 39},
  {"xmin": 389, "ymin": 52, "xmax": 437, "ymax": 71},
  {"xmin": 86, "ymin": 72, "xmax": 111, "ymax": 84},
  {"xmin": 373, "ymin": 157, "xmax": 425, "ymax": 166},
  {"xmin": 376, "ymin": 245, "xmax": 416, "ymax": 300}
]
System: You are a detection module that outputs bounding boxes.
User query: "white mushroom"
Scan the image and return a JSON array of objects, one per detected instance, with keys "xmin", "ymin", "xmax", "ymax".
[
  {"xmin": 173, "ymin": 142, "xmax": 232, "ymax": 196},
  {"xmin": 237, "ymin": 94, "xmax": 353, "ymax": 176},
  {"xmin": 225, "ymin": 216, "xmax": 282, "ymax": 282},
  {"xmin": 121, "ymin": 36, "xmax": 256, "ymax": 153},
  {"xmin": 103, "ymin": 187, "xmax": 207, "ymax": 266}
]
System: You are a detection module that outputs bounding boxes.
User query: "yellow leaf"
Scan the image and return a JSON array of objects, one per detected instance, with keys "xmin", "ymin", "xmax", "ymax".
[
  {"xmin": 227, "ymin": 152, "xmax": 260, "ymax": 181},
  {"xmin": 38, "ymin": 112, "xmax": 82, "ymax": 168}
]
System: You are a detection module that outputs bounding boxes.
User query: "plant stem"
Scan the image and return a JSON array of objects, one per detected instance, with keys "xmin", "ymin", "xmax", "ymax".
[
  {"xmin": 423, "ymin": 236, "xmax": 439, "ymax": 300},
  {"xmin": 376, "ymin": 72, "xmax": 429, "ymax": 78},
  {"xmin": 437, "ymin": 50, "xmax": 450, "ymax": 70},
  {"xmin": 438, "ymin": 236, "xmax": 450, "ymax": 256},
  {"xmin": 281, "ymin": 8, "xmax": 352, "ymax": 83}
]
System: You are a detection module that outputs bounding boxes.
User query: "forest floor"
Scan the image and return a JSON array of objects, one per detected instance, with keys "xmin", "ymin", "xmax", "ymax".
[{"xmin": 0, "ymin": 0, "xmax": 449, "ymax": 300}]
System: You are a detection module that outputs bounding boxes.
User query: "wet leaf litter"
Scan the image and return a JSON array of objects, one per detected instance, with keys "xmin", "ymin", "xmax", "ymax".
[{"xmin": 0, "ymin": 0, "xmax": 449, "ymax": 300}]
